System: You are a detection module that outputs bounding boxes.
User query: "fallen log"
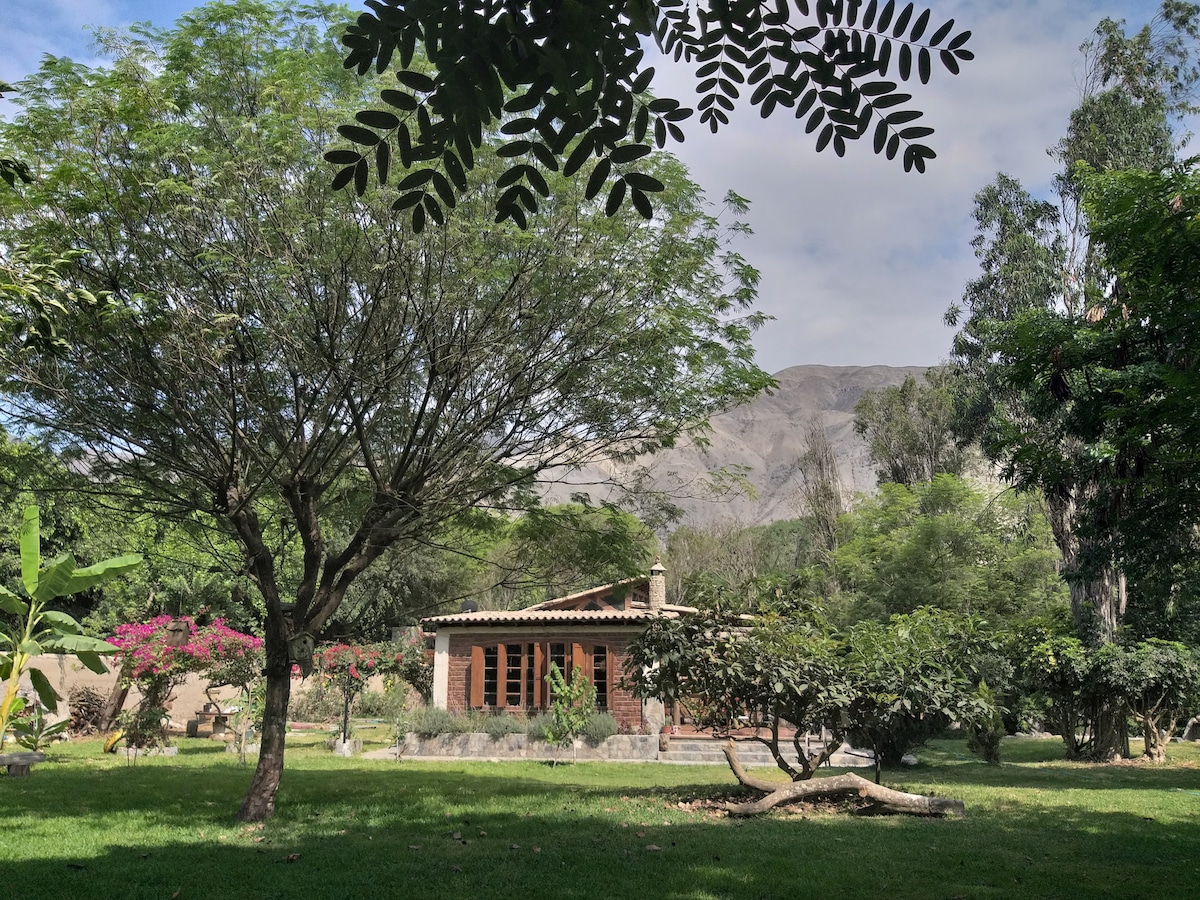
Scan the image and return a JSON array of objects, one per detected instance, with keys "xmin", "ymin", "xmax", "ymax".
[{"xmin": 720, "ymin": 740, "xmax": 965, "ymax": 818}]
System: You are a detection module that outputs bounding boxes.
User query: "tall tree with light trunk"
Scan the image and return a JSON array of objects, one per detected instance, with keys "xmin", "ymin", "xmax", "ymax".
[
  {"xmin": 0, "ymin": 2, "xmax": 770, "ymax": 820},
  {"xmin": 946, "ymin": 2, "xmax": 1199, "ymax": 759}
]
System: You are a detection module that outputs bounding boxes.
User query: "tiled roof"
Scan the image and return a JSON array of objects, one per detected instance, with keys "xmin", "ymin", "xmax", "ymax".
[
  {"xmin": 422, "ymin": 604, "xmax": 696, "ymax": 628},
  {"xmin": 523, "ymin": 577, "xmax": 644, "ymax": 611}
]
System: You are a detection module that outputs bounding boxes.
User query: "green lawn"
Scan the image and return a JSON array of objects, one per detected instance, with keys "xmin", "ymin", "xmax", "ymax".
[{"xmin": 2, "ymin": 735, "xmax": 1199, "ymax": 899}]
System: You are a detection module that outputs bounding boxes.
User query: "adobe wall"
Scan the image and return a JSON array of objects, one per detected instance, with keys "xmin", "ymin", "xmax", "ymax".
[
  {"xmin": 21, "ymin": 654, "xmax": 240, "ymax": 726},
  {"xmin": 20, "ymin": 654, "xmax": 365, "ymax": 727}
]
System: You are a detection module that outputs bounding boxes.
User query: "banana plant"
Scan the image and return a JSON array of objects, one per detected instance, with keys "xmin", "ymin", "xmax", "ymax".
[{"xmin": 0, "ymin": 506, "xmax": 142, "ymax": 742}]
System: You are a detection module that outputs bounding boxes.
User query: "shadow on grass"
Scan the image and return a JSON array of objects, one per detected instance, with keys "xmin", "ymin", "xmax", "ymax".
[
  {"xmin": 4, "ymin": 748, "xmax": 1200, "ymax": 899},
  {"xmin": 3, "ymin": 782, "xmax": 1200, "ymax": 899}
]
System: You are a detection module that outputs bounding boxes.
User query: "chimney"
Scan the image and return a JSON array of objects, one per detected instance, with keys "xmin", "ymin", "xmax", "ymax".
[{"xmin": 648, "ymin": 558, "xmax": 666, "ymax": 614}]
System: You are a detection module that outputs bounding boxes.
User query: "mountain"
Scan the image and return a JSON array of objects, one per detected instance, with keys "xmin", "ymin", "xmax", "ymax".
[{"xmin": 558, "ymin": 364, "xmax": 927, "ymax": 528}]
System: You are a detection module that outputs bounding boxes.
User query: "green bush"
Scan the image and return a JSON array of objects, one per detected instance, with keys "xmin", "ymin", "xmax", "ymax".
[
  {"xmin": 403, "ymin": 706, "xmax": 482, "ymax": 737},
  {"xmin": 482, "ymin": 713, "xmax": 526, "ymax": 738},
  {"xmin": 582, "ymin": 711, "xmax": 618, "ymax": 744},
  {"xmin": 290, "ymin": 683, "xmax": 343, "ymax": 723},
  {"xmin": 355, "ymin": 689, "xmax": 409, "ymax": 720},
  {"xmin": 525, "ymin": 713, "xmax": 553, "ymax": 741}
]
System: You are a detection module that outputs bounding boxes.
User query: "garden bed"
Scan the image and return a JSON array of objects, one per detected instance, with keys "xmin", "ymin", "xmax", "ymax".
[{"xmin": 399, "ymin": 732, "xmax": 657, "ymax": 761}]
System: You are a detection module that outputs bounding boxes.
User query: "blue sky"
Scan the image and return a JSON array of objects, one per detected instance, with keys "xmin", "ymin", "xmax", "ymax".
[{"xmin": 0, "ymin": 0, "xmax": 1167, "ymax": 374}]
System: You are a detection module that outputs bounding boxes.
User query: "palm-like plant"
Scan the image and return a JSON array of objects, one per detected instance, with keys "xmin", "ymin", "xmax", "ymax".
[{"xmin": 0, "ymin": 506, "xmax": 141, "ymax": 741}]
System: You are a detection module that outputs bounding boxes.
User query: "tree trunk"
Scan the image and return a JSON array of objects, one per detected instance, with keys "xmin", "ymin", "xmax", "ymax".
[
  {"xmin": 1141, "ymin": 716, "xmax": 1168, "ymax": 762},
  {"xmin": 720, "ymin": 741, "xmax": 964, "ymax": 818},
  {"xmin": 1090, "ymin": 703, "xmax": 1126, "ymax": 762},
  {"xmin": 97, "ymin": 680, "xmax": 129, "ymax": 732},
  {"xmin": 237, "ymin": 626, "xmax": 291, "ymax": 822}
]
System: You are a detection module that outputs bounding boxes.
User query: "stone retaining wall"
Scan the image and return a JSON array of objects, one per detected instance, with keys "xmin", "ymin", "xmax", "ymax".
[{"xmin": 400, "ymin": 732, "xmax": 657, "ymax": 761}]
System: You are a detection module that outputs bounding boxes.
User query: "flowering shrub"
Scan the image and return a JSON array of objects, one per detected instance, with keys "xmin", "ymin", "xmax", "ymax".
[
  {"xmin": 393, "ymin": 634, "xmax": 433, "ymax": 703},
  {"xmin": 315, "ymin": 643, "xmax": 383, "ymax": 744},
  {"xmin": 109, "ymin": 616, "xmax": 263, "ymax": 681},
  {"xmin": 108, "ymin": 616, "xmax": 263, "ymax": 747}
]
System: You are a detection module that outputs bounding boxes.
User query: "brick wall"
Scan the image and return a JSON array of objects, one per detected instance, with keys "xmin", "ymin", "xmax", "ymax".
[{"xmin": 443, "ymin": 630, "xmax": 645, "ymax": 731}]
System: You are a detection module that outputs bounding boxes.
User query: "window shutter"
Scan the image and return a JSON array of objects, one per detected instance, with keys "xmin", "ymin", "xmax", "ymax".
[
  {"xmin": 581, "ymin": 643, "xmax": 595, "ymax": 684},
  {"xmin": 470, "ymin": 644, "xmax": 485, "ymax": 708},
  {"xmin": 571, "ymin": 642, "xmax": 585, "ymax": 682}
]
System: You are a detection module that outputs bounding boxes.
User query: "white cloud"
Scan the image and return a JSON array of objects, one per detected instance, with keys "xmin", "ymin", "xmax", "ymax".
[{"xmin": 652, "ymin": 0, "xmax": 1157, "ymax": 373}]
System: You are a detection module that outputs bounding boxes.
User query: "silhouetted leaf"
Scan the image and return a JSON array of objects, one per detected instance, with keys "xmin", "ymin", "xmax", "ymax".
[
  {"xmin": 605, "ymin": 178, "xmax": 627, "ymax": 216},
  {"xmin": 392, "ymin": 191, "xmax": 423, "ymax": 211},
  {"xmin": 395, "ymin": 70, "xmax": 436, "ymax": 92},
  {"xmin": 625, "ymin": 172, "xmax": 665, "ymax": 193},
  {"xmin": 357, "ymin": 109, "xmax": 400, "ymax": 129},
  {"xmin": 585, "ymin": 159, "xmax": 611, "ymax": 200},
  {"xmin": 375, "ymin": 140, "xmax": 390, "ymax": 184},
  {"xmin": 609, "ymin": 143, "xmax": 652, "ymax": 164},
  {"xmin": 332, "ymin": 165, "xmax": 356, "ymax": 191},
  {"xmin": 337, "ymin": 125, "xmax": 380, "ymax": 146},
  {"xmin": 929, "ymin": 18, "xmax": 954, "ymax": 46},
  {"xmin": 397, "ymin": 169, "xmax": 435, "ymax": 191}
]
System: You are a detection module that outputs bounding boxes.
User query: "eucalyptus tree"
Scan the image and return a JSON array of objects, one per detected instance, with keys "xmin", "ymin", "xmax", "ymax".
[
  {"xmin": 945, "ymin": 3, "xmax": 1199, "ymax": 758},
  {"xmin": 0, "ymin": 2, "xmax": 770, "ymax": 820},
  {"xmin": 335, "ymin": 0, "xmax": 976, "ymax": 227},
  {"xmin": 853, "ymin": 368, "xmax": 966, "ymax": 488}
]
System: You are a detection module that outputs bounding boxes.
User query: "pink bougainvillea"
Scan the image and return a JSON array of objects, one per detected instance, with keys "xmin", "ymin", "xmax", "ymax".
[
  {"xmin": 109, "ymin": 615, "xmax": 263, "ymax": 681},
  {"xmin": 107, "ymin": 616, "xmax": 263, "ymax": 748}
]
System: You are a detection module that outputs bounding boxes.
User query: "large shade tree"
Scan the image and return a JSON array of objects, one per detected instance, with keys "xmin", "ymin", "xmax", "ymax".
[{"xmin": 0, "ymin": 2, "xmax": 770, "ymax": 820}]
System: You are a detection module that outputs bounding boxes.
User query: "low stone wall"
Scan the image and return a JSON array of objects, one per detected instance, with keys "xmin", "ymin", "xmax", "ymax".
[{"xmin": 400, "ymin": 732, "xmax": 657, "ymax": 762}]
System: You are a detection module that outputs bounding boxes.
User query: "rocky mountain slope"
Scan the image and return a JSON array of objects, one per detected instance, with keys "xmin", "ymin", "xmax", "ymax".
[{"xmin": 559, "ymin": 364, "xmax": 927, "ymax": 528}]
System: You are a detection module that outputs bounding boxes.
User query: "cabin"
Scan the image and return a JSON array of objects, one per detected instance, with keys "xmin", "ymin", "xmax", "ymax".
[{"xmin": 422, "ymin": 563, "xmax": 692, "ymax": 732}]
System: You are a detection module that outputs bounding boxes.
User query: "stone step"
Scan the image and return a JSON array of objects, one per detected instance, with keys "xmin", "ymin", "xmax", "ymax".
[{"xmin": 658, "ymin": 740, "xmax": 875, "ymax": 768}]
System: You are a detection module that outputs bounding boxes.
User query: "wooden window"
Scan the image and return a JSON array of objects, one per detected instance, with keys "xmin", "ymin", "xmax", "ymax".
[
  {"xmin": 468, "ymin": 641, "xmax": 612, "ymax": 712},
  {"xmin": 505, "ymin": 644, "xmax": 524, "ymax": 707},
  {"xmin": 482, "ymin": 646, "xmax": 498, "ymax": 707},
  {"xmin": 593, "ymin": 645, "xmax": 610, "ymax": 711}
]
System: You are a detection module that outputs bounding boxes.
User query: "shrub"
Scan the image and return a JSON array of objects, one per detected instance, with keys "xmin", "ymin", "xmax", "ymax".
[
  {"xmin": 355, "ymin": 690, "xmax": 393, "ymax": 718},
  {"xmin": 525, "ymin": 712, "xmax": 553, "ymax": 741},
  {"xmin": 482, "ymin": 713, "xmax": 526, "ymax": 738},
  {"xmin": 290, "ymin": 683, "xmax": 343, "ymax": 723},
  {"xmin": 543, "ymin": 663, "xmax": 596, "ymax": 747},
  {"xmin": 405, "ymin": 705, "xmax": 461, "ymax": 737},
  {"xmin": 582, "ymin": 711, "xmax": 618, "ymax": 744}
]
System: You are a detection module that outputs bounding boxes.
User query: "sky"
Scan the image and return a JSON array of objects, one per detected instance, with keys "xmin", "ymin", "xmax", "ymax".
[{"xmin": 0, "ymin": 0, "xmax": 1167, "ymax": 375}]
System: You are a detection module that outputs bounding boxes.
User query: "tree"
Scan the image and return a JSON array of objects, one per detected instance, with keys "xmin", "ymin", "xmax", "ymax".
[
  {"xmin": 1052, "ymin": 165, "xmax": 1200, "ymax": 622},
  {"xmin": 940, "ymin": 5, "xmax": 1195, "ymax": 648},
  {"xmin": 334, "ymin": 0, "xmax": 975, "ymax": 228},
  {"xmin": 834, "ymin": 474, "xmax": 1066, "ymax": 626},
  {"xmin": 945, "ymin": 3, "xmax": 1199, "ymax": 684},
  {"xmin": 472, "ymin": 503, "xmax": 657, "ymax": 609},
  {"xmin": 625, "ymin": 587, "xmax": 985, "ymax": 814},
  {"xmin": 0, "ymin": 2, "xmax": 770, "ymax": 820},
  {"xmin": 791, "ymin": 417, "xmax": 846, "ymax": 587},
  {"xmin": 853, "ymin": 367, "xmax": 967, "ymax": 487},
  {"xmin": 1020, "ymin": 630, "xmax": 1200, "ymax": 761}
]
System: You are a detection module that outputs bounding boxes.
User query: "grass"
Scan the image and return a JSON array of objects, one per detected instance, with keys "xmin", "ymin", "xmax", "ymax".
[{"xmin": 2, "ymin": 734, "xmax": 1199, "ymax": 899}]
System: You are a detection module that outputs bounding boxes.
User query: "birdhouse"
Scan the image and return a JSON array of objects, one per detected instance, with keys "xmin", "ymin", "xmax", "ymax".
[
  {"xmin": 288, "ymin": 633, "xmax": 316, "ymax": 676},
  {"xmin": 164, "ymin": 618, "xmax": 190, "ymax": 648}
]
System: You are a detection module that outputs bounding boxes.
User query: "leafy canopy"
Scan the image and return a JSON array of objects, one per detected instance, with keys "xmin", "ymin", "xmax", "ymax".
[{"xmin": 334, "ymin": 0, "xmax": 974, "ymax": 229}]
